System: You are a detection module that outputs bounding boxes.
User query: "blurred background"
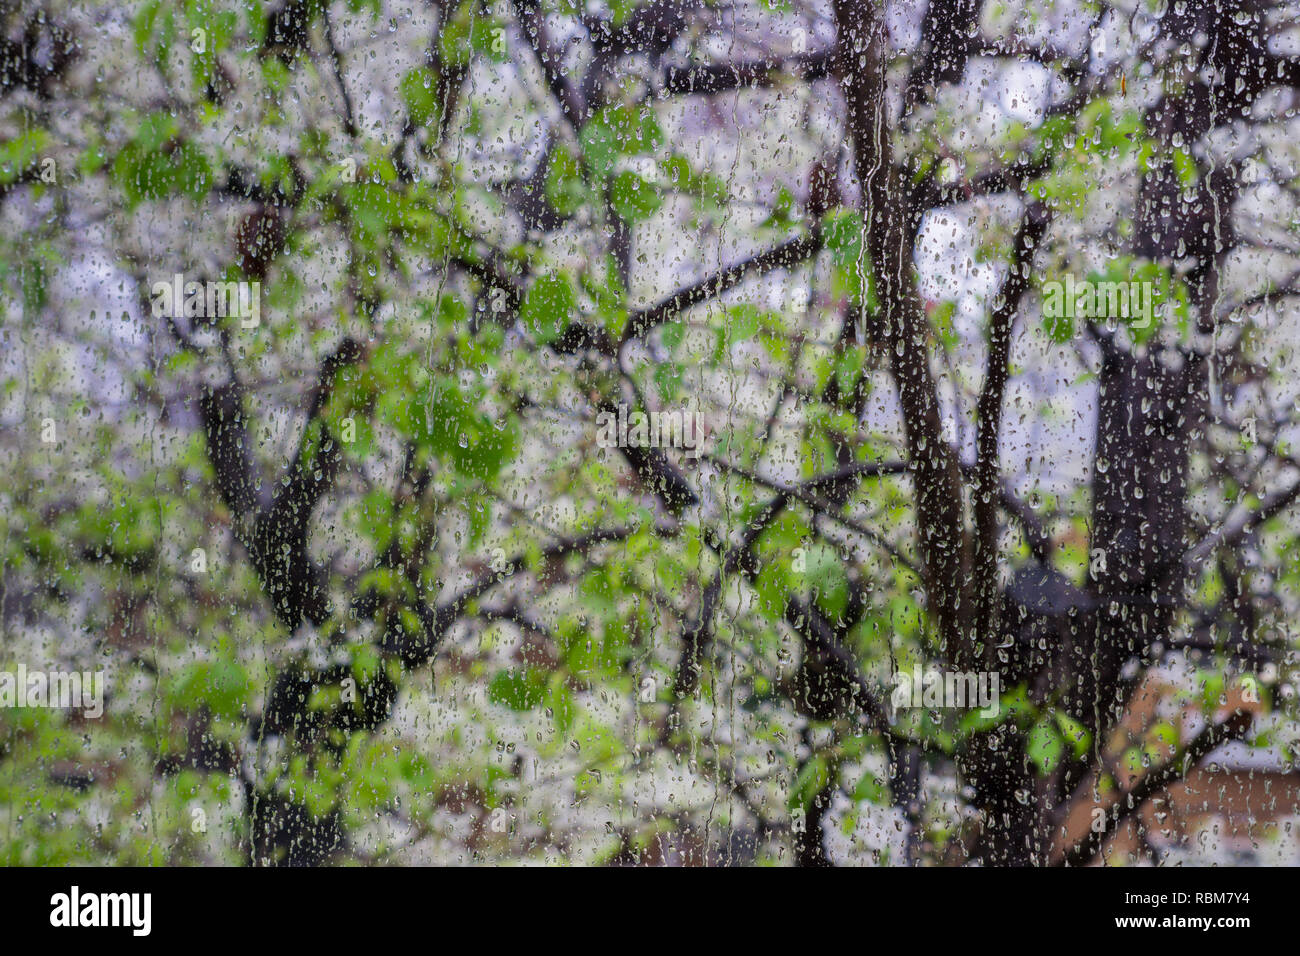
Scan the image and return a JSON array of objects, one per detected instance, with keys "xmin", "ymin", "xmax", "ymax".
[{"xmin": 3, "ymin": 0, "xmax": 1300, "ymax": 865}]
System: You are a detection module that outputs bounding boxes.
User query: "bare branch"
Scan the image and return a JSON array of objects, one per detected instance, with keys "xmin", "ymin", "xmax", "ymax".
[
  {"xmin": 661, "ymin": 49, "xmax": 834, "ymax": 96},
  {"xmin": 1059, "ymin": 710, "xmax": 1253, "ymax": 867},
  {"xmin": 513, "ymin": 0, "xmax": 587, "ymax": 130},
  {"xmin": 1184, "ymin": 473, "xmax": 1300, "ymax": 570},
  {"xmin": 971, "ymin": 202, "xmax": 1052, "ymax": 637},
  {"xmin": 621, "ymin": 230, "xmax": 823, "ymax": 345}
]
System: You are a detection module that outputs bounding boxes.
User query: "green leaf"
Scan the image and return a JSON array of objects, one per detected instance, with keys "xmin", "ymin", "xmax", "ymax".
[
  {"xmin": 822, "ymin": 208, "xmax": 864, "ymax": 271},
  {"xmin": 579, "ymin": 105, "xmax": 664, "ymax": 179},
  {"xmin": 660, "ymin": 320, "xmax": 686, "ymax": 351},
  {"xmin": 400, "ymin": 68, "xmax": 441, "ymax": 127},
  {"xmin": 804, "ymin": 542, "xmax": 849, "ymax": 620},
  {"xmin": 610, "ymin": 169, "xmax": 662, "ymax": 222},
  {"xmin": 172, "ymin": 659, "xmax": 250, "ymax": 721},
  {"xmin": 0, "ymin": 129, "xmax": 50, "ymax": 186},
  {"xmin": 959, "ymin": 683, "xmax": 1033, "ymax": 735},
  {"xmin": 418, "ymin": 381, "xmax": 518, "ymax": 479},
  {"xmin": 1027, "ymin": 717, "xmax": 1064, "ymax": 774},
  {"xmin": 521, "ymin": 273, "xmax": 575, "ymax": 344},
  {"xmin": 1044, "ymin": 305, "xmax": 1075, "ymax": 344},
  {"xmin": 488, "ymin": 668, "xmax": 548, "ymax": 711},
  {"xmin": 1054, "ymin": 712, "xmax": 1092, "ymax": 759},
  {"xmin": 112, "ymin": 128, "xmax": 211, "ymax": 207},
  {"xmin": 852, "ymin": 771, "xmax": 889, "ymax": 805},
  {"xmin": 822, "ymin": 208, "xmax": 872, "ymax": 306},
  {"xmin": 788, "ymin": 754, "xmax": 830, "ymax": 811},
  {"xmin": 1172, "ymin": 146, "xmax": 1198, "ymax": 187},
  {"xmin": 544, "ymin": 145, "xmax": 586, "ymax": 217}
]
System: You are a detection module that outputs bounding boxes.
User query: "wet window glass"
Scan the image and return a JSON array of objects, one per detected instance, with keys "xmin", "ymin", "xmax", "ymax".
[{"xmin": 1, "ymin": 0, "xmax": 1298, "ymax": 871}]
